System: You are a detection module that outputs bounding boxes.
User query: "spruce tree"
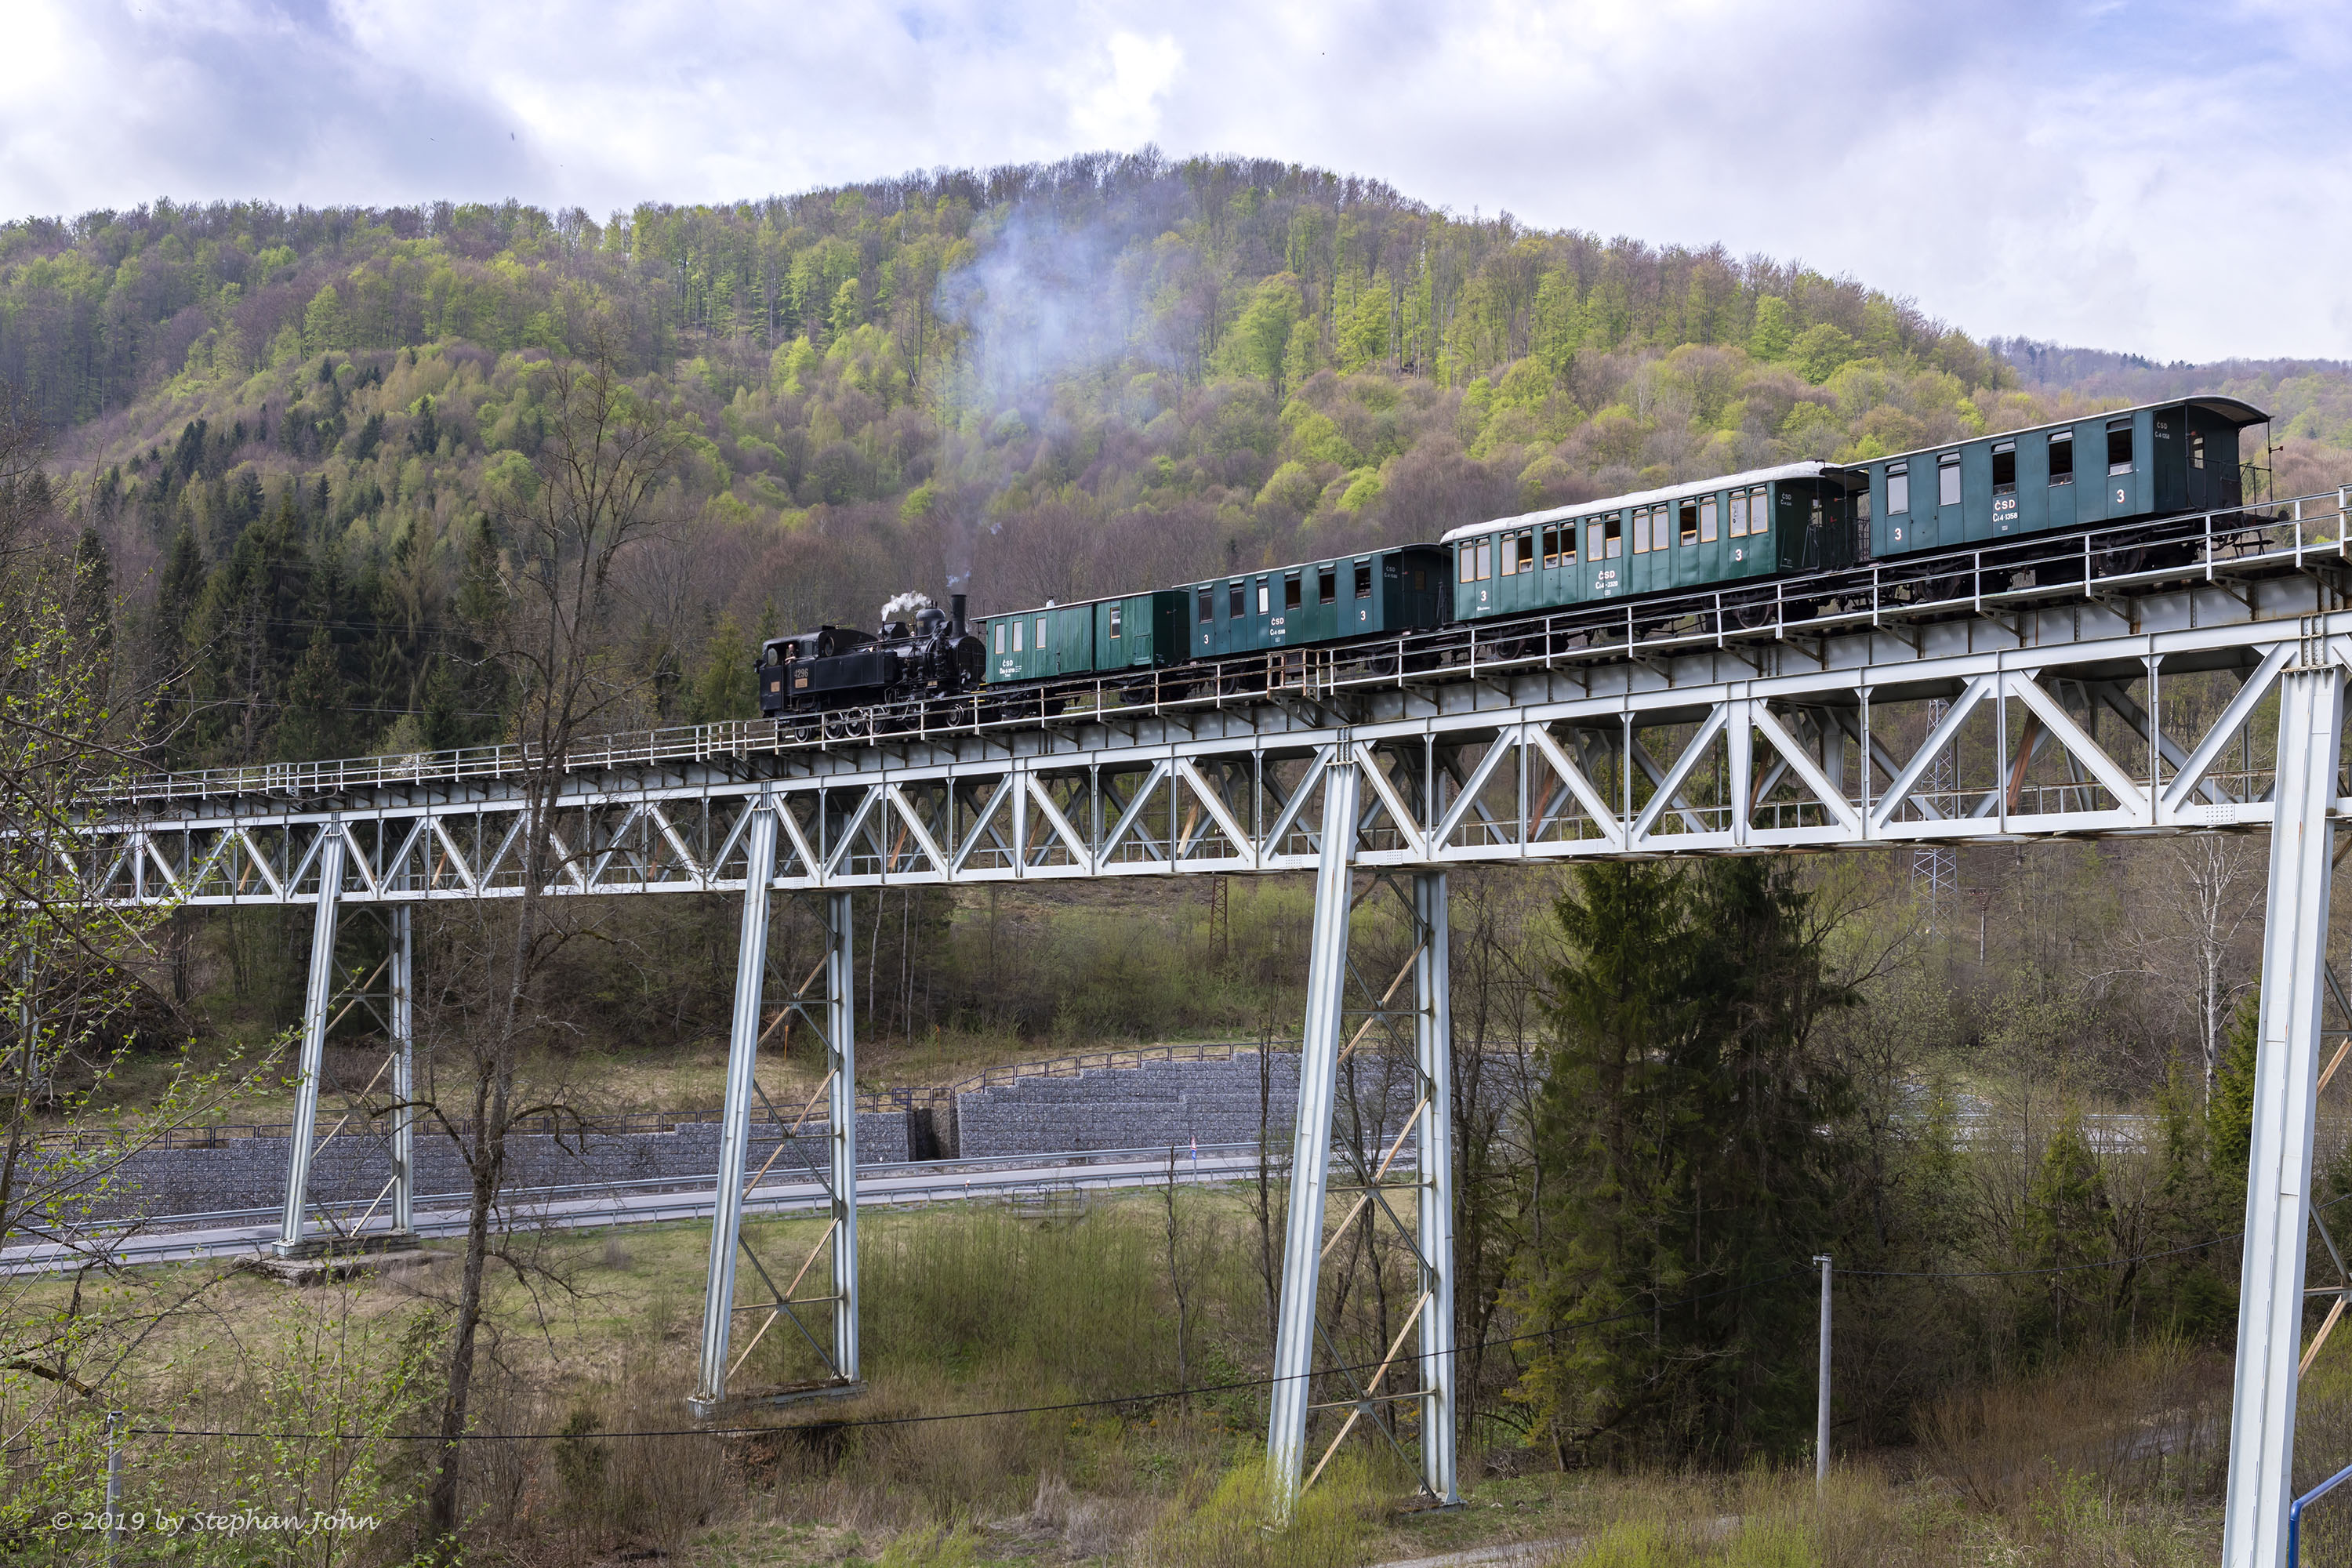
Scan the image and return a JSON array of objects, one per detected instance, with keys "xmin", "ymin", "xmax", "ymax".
[
  {"xmin": 69, "ymin": 526, "xmax": 111, "ymax": 652},
  {"xmin": 277, "ymin": 626, "xmax": 351, "ymax": 762},
  {"xmin": 1517, "ymin": 856, "xmax": 1856, "ymax": 1466},
  {"xmin": 2211, "ymin": 987, "xmax": 2260, "ymax": 1212},
  {"xmin": 2020, "ymin": 1106, "xmax": 2114, "ymax": 1349}
]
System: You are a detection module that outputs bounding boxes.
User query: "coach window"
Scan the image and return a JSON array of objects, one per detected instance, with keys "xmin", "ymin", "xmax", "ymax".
[
  {"xmin": 1515, "ymin": 532, "xmax": 1535, "ymax": 573},
  {"xmin": 1109, "ymin": 604, "xmax": 1123, "ymax": 639},
  {"xmin": 1749, "ymin": 488, "xmax": 1771, "ymax": 534},
  {"xmin": 1679, "ymin": 499, "xmax": 1699, "ymax": 546},
  {"xmin": 1886, "ymin": 464, "xmax": 1909, "ymax": 516},
  {"xmin": 1284, "ymin": 574, "xmax": 1302, "ymax": 611},
  {"xmin": 1257, "ymin": 580, "xmax": 1271, "ymax": 615},
  {"xmin": 2107, "ymin": 419, "xmax": 2134, "ymax": 476},
  {"xmin": 1632, "ymin": 506, "xmax": 1650, "ymax": 555},
  {"xmin": 1036, "ymin": 616, "xmax": 1047, "ymax": 649},
  {"xmin": 1501, "ymin": 534, "xmax": 1519, "ymax": 575},
  {"xmin": 1318, "ymin": 566, "xmax": 1336, "ymax": 604},
  {"xmin": 1606, "ymin": 517, "xmax": 1623, "ymax": 557},
  {"xmin": 1229, "ymin": 581, "xmax": 1245, "ymax": 619},
  {"xmin": 1937, "ymin": 454, "xmax": 1961, "ymax": 507},
  {"xmin": 1197, "ymin": 586, "xmax": 1214, "ymax": 624},
  {"xmin": 1012, "ymin": 619, "xmax": 1025, "ymax": 652},
  {"xmin": 1476, "ymin": 539, "xmax": 1494, "ymax": 580},
  {"xmin": 2190, "ymin": 430, "xmax": 2206, "ymax": 470},
  {"xmin": 1354, "ymin": 561, "xmax": 1373, "ymax": 597},
  {"xmin": 995, "ymin": 622, "xmax": 1007, "ymax": 654},
  {"xmin": 1728, "ymin": 492, "xmax": 1747, "ymax": 537},
  {"xmin": 1699, "ymin": 496, "xmax": 1719, "ymax": 543},
  {"xmin": 1992, "ymin": 441, "xmax": 2016, "ymax": 495},
  {"xmin": 2049, "ymin": 433, "xmax": 2074, "ymax": 485}
]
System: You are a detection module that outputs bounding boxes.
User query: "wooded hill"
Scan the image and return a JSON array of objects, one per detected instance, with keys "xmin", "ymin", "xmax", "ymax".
[{"xmin": 6, "ymin": 150, "xmax": 2349, "ymax": 768}]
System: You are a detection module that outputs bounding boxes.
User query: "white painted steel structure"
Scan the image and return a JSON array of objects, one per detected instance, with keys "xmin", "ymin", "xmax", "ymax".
[{"xmin": 67, "ymin": 495, "xmax": 2352, "ymax": 1548}]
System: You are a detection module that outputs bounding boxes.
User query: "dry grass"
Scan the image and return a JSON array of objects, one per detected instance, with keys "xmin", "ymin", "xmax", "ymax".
[
  {"xmin": 1913, "ymin": 1341, "xmax": 2230, "ymax": 1513},
  {"xmin": 32, "ymin": 1196, "xmax": 2300, "ymax": 1567},
  {"xmin": 1526, "ymin": 1464, "xmax": 2216, "ymax": 1568}
]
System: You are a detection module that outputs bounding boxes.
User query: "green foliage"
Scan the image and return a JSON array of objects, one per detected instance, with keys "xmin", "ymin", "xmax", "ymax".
[
  {"xmin": 0, "ymin": 159, "xmax": 2069, "ymax": 771},
  {"xmin": 2019, "ymin": 1106, "xmax": 2116, "ymax": 1348},
  {"xmin": 1133, "ymin": 1453, "xmax": 1380, "ymax": 1568},
  {"xmin": 1227, "ymin": 273, "xmax": 1305, "ymax": 393},
  {"xmin": 2211, "ymin": 985, "xmax": 2260, "ymax": 1207},
  {"xmin": 1515, "ymin": 857, "xmax": 1856, "ymax": 1465},
  {"xmin": 1749, "ymin": 295, "xmax": 1794, "ymax": 362}
]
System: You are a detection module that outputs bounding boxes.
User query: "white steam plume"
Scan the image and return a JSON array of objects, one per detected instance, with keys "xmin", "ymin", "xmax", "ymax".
[{"xmin": 880, "ymin": 591, "xmax": 937, "ymax": 625}]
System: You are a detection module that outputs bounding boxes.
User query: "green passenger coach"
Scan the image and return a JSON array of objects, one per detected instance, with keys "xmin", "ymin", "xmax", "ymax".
[
  {"xmin": 1440, "ymin": 462, "xmax": 1861, "ymax": 620},
  {"xmin": 1853, "ymin": 397, "xmax": 2267, "ymax": 557},
  {"xmin": 1179, "ymin": 545, "xmax": 1450, "ymax": 657},
  {"xmin": 977, "ymin": 591, "xmax": 1191, "ymax": 684}
]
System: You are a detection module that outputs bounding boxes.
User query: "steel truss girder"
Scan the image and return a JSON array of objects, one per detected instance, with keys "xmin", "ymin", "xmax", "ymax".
[{"xmin": 90, "ymin": 611, "xmax": 2352, "ymax": 910}]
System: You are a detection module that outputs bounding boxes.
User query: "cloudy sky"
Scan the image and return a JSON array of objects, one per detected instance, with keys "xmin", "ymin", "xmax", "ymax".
[{"xmin": 6, "ymin": 0, "xmax": 2344, "ymax": 363}]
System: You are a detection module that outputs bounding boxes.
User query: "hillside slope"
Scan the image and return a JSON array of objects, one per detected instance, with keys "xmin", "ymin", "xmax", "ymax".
[{"xmin": 7, "ymin": 152, "xmax": 2348, "ymax": 767}]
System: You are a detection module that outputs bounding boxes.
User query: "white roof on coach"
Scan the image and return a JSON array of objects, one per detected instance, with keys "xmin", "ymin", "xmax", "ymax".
[{"xmin": 1437, "ymin": 461, "xmax": 1841, "ymax": 546}]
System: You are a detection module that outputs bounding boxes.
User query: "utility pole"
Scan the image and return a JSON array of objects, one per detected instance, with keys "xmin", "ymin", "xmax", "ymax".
[
  {"xmin": 1814, "ymin": 1254, "xmax": 1832, "ymax": 1492},
  {"xmin": 105, "ymin": 1408, "xmax": 122, "ymax": 1560}
]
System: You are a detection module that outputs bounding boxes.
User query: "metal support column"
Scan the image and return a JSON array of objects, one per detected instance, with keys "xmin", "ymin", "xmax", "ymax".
[
  {"xmin": 275, "ymin": 829, "xmax": 345, "ymax": 1256},
  {"xmin": 2224, "ymin": 662, "xmax": 2347, "ymax": 1567},
  {"xmin": 693, "ymin": 801, "xmax": 778, "ymax": 1414},
  {"xmin": 825, "ymin": 889, "xmax": 860, "ymax": 1382},
  {"xmin": 388, "ymin": 906, "xmax": 416, "ymax": 1238},
  {"xmin": 1268, "ymin": 760, "xmax": 1360, "ymax": 1511},
  {"xmin": 1414, "ymin": 869, "xmax": 1457, "ymax": 1506}
]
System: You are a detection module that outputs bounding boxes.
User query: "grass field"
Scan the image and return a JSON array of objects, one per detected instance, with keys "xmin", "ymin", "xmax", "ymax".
[{"xmin": 33, "ymin": 1185, "xmax": 2279, "ymax": 1568}]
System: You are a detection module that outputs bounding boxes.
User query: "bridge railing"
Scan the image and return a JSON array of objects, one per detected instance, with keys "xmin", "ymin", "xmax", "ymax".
[{"xmin": 98, "ymin": 490, "xmax": 2352, "ymax": 808}]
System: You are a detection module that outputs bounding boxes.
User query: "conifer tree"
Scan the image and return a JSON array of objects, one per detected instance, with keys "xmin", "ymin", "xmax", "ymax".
[
  {"xmin": 276, "ymin": 626, "xmax": 351, "ymax": 762},
  {"xmin": 1516, "ymin": 856, "xmax": 1856, "ymax": 1465},
  {"xmin": 2211, "ymin": 986, "xmax": 2260, "ymax": 1211},
  {"xmin": 2020, "ymin": 1105, "xmax": 2114, "ymax": 1348}
]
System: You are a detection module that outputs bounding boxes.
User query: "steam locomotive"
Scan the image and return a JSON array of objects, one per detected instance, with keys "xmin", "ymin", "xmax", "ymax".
[
  {"xmin": 755, "ymin": 592, "xmax": 985, "ymax": 714},
  {"xmin": 754, "ymin": 395, "xmax": 2272, "ymax": 720}
]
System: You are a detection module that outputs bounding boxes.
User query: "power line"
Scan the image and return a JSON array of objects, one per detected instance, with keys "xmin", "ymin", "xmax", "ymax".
[{"xmin": 129, "ymin": 1270, "xmax": 1809, "ymax": 1444}]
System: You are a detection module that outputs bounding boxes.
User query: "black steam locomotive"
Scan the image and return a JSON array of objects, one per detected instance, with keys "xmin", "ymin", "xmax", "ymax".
[{"xmin": 756, "ymin": 592, "xmax": 985, "ymax": 715}]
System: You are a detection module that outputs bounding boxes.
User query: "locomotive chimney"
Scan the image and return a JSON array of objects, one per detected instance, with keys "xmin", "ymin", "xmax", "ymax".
[{"xmin": 949, "ymin": 592, "xmax": 967, "ymax": 638}]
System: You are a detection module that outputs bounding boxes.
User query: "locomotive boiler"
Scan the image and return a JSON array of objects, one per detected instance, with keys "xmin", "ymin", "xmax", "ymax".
[{"xmin": 756, "ymin": 591, "xmax": 985, "ymax": 717}]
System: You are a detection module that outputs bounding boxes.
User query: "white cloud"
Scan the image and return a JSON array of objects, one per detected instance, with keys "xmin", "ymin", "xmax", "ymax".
[
  {"xmin": 1068, "ymin": 31, "xmax": 1181, "ymax": 151},
  {"xmin": 0, "ymin": 0, "xmax": 2343, "ymax": 362}
]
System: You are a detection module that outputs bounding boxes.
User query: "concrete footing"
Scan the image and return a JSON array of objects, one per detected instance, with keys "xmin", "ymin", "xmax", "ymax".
[{"xmin": 240, "ymin": 1240, "xmax": 434, "ymax": 1284}]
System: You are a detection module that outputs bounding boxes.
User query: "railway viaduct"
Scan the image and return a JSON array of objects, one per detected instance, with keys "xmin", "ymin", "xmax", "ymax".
[{"xmin": 69, "ymin": 490, "xmax": 2352, "ymax": 1563}]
